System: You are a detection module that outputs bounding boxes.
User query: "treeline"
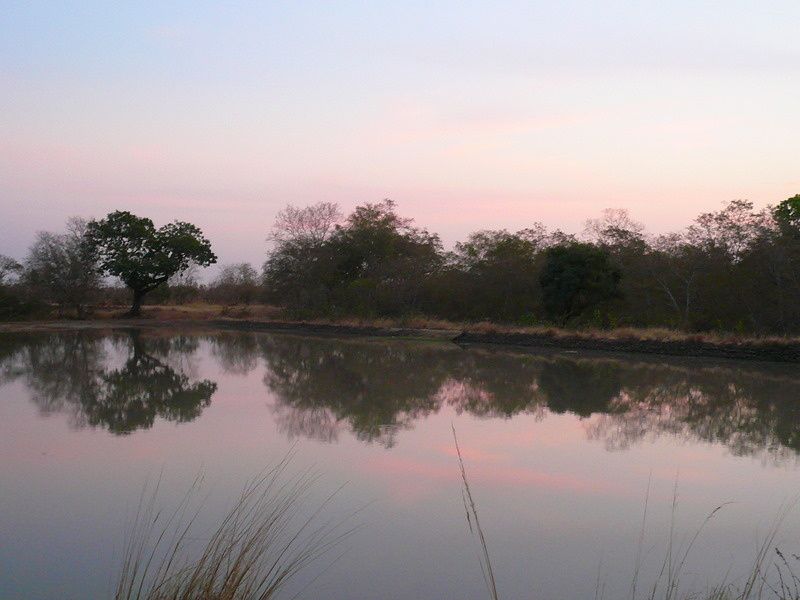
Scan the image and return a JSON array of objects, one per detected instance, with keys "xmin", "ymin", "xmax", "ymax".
[
  {"xmin": 263, "ymin": 196, "xmax": 800, "ymax": 334},
  {"xmin": 1, "ymin": 196, "xmax": 800, "ymax": 334}
]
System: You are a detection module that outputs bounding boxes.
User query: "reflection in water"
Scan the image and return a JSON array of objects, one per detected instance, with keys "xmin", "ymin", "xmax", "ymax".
[
  {"xmin": 259, "ymin": 336, "xmax": 450, "ymax": 446},
  {"xmin": 248, "ymin": 334, "xmax": 800, "ymax": 461},
  {"xmin": 0, "ymin": 330, "xmax": 217, "ymax": 434},
  {"xmin": 3, "ymin": 329, "xmax": 800, "ymax": 460}
]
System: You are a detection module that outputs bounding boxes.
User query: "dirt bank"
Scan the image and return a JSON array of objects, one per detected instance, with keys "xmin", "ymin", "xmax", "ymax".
[{"xmin": 2, "ymin": 318, "xmax": 800, "ymax": 363}]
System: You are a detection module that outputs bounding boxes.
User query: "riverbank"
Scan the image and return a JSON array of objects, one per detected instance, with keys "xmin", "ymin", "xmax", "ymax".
[{"xmin": 3, "ymin": 304, "xmax": 800, "ymax": 363}]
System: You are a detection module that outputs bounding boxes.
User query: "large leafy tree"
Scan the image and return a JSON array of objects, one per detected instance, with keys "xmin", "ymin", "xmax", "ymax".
[
  {"xmin": 539, "ymin": 243, "xmax": 621, "ymax": 326},
  {"xmin": 325, "ymin": 200, "xmax": 443, "ymax": 315},
  {"xmin": 85, "ymin": 211, "xmax": 216, "ymax": 316},
  {"xmin": 264, "ymin": 199, "xmax": 442, "ymax": 316}
]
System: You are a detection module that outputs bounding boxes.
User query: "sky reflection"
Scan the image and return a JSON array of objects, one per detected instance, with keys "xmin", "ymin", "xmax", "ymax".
[{"xmin": 2, "ymin": 329, "xmax": 800, "ymax": 599}]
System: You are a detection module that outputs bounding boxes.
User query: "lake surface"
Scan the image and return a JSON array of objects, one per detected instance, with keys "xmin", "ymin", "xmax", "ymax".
[{"xmin": 2, "ymin": 328, "xmax": 800, "ymax": 599}]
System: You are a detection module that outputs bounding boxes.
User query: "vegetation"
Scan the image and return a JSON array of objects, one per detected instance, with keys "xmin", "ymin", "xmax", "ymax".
[
  {"xmin": 262, "ymin": 195, "xmax": 800, "ymax": 334},
  {"xmin": 85, "ymin": 211, "xmax": 217, "ymax": 316},
  {"xmin": 539, "ymin": 242, "xmax": 621, "ymax": 326},
  {"xmin": 2, "ymin": 194, "xmax": 800, "ymax": 335},
  {"xmin": 207, "ymin": 263, "xmax": 261, "ymax": 305},
  {"xmin": 24, "ymin": 217, "xmax": 100, "ymax": 318},
  {"xmin": 107, "ymin": 437, "xmax": 800, "ymax": 600},
  {"xmin": 0, "ymin": 254, "xmax": 40, "ymax": 320},
  {"xmin": 114, "ymin": 456, "xmax": 354, "ymax": 600}
]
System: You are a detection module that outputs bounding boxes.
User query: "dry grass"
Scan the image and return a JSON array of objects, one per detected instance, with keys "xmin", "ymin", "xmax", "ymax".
[
  {"xmin": 114, "ymin": 455, "xmax": 358, "ymax": 600},
  {"xmin": 94, "ymin": 304, "xmax": 286, "ymax": 321},
  {"xmin": 454, "ymin": 322, "xmax": 800, "ymax": 346},
  {"xmin": 453, "ymin": 425, "xmax": 499, "ymax": 600},
  {"xmin": 108, "ymin": 305, "xmax": 800, "ymax": 345},
  {"xmin": 9, "ymin": 302, "xmax": 800, "ymax": 349}
]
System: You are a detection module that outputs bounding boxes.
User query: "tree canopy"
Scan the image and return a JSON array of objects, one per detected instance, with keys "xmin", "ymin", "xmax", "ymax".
[
  {"xmin": 775, "ymin": 195, "xmax": 800, "ymax": 233},
  {"xmin": 86, "ymin": 211, "xmax": 216, "ymax": 315},
  {"xmin": 539, "ymin": 243, "xmax": 621, "ymax": 326}
]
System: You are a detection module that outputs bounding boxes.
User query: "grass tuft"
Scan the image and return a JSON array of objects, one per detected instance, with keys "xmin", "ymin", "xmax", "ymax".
[{"xmin": 114, "ymin": 454, "xmax": 358, "ymax": 600}]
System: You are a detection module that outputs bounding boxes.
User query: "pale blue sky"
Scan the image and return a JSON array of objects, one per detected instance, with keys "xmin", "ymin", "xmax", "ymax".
[{"xmin": 2, "ymin": 1, "xmax": 799, "ymax": 268}]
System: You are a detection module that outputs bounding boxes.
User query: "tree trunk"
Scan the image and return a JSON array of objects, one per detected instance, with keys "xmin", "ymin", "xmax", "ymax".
[{"xmin": 129, "ymin": 289, "xmax": 145, "ymax": 317}]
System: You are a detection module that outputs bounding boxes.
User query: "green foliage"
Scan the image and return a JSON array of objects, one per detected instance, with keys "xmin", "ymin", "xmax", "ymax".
[
  {"xmin": 448, "ymin": 228, "xmax": 548, "ymax": 320},
  {"xmin": 0, "ymin": 287, "xmax": 43, "ymax": 320},
  {"xmin": 775, "ymin": 194, "xmax": 800, "ymax": 232},
  {"xmin": 264, "ymin": 199, "xmax": 442, "ymax": 317},
  {"xmin": 260, "ymin": 196, "xmax": 800, "ymax": 333},
  {"xmin": 539, "ymin": 243, "xmax": 621, "ymax": 326},
  {"xmin": 0, "ymin": 255, "xmax": 45, "ymax": 320},
  {"xmin": 86, "ymin": 211, "xmax": 216, "ymax": 315}
]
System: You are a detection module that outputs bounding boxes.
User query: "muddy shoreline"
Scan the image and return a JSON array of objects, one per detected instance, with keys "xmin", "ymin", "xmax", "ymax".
[{"xmin": 2, "ymin": 318, "xmax": 800, "ymax": 363}]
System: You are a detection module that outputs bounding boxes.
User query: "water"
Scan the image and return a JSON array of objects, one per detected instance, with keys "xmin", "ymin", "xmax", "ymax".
[{"xmin": 2, "ymin": 327, "xmax": 800, "ymax": 599}]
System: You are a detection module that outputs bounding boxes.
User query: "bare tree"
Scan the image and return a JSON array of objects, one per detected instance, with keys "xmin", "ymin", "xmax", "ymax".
[
  {"xmin": 650, "ymin": 233, "xmax": 704, "ymax": 327},
  {"xmin": 25, "ymin": 217, "xmax": 100, "ymax": 317},
  {"xmin": 210, "ymin": 263, "xmax": 260, "ymax": 304},
  {"xmin": 687, "ymin": 200, "xmax": 769, "ymax": 262},
  {"xmin": 0, "ymin": 255, "xmax": 23, "ymax": 286},
  {"xmin": 584, "ymin": 208, "xmax": 645, "ymax": 249},
  {"xmin": 268, "ymin": 202, "xmax": 341, "ymax": 246}
]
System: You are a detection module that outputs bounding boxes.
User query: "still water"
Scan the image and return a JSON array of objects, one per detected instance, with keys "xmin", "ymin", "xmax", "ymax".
[{"xmin": 2, "ymin": 328, "xmax": 800, "ymax": 599}]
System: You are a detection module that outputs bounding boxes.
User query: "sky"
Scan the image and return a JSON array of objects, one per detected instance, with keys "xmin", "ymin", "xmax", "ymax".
[{"xmin": 2, "ymin": 1, "xmax": 799, "ymax": 271}]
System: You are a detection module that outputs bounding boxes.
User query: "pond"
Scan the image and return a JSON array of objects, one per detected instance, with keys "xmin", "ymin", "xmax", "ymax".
[{"xmin": 2, "ymin": 328, "xmax": 800, "ymax": 599}]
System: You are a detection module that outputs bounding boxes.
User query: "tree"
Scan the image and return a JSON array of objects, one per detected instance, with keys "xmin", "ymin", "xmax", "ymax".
[
  {"xmin": 264, "ymin": 199, "xmax": 443, "ymax": 316},
  {"xmin": 0, "ymin": 255, "xmax": 22, "ymax": 286},
  {"xmin": 650, "ymin": 233, "xmax": 703, "ymax": 328},
  {"xmin": 584, "ymin": 209, "xmax": 661, "ymax": 326},
  {"xmin": 774, "ymin": 194, "xmax": 800, "ymax": 234},
  {"xmin": 86, "ymin": 211, "xmax": 216, "ymax": 316},
  {"xmin": 325, "ymin": 200, "xmax": 443, "ymax": 315},
  {"xmin": 25, "ymin": 217, "xmax": 99, "ymax": 317},
  {"xmin": 539, "ymin": 243, "xmax": 621, "ymax": 326},
  {"xmin": 0, "ymin": 254, "xmax": 31, "ymax": 320},
  {"xmin": 451, "ymin": 226, "xmax": 549, "ymax": 321},
  {"xmin": 584, "ymin": 208, "xmax": 645, "ymax": 251},
  {"xmin": 269, "ymin": 202, "xmax": 341, "ymax": 246},
  {"xmin": 688, "ymin": 200, "xmax": 766, "ymax": 262},
  {"xmin": 210, "ymin": 263, "xmax": 260, "ymax": 304}
]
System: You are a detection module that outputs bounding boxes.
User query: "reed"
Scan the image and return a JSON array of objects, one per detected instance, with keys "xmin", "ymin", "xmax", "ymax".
[
  {"xmin": 114, "ymin": 454, "xmax": 357, "ymax": 600},
  {"xmin": 452, "ymin": 427, "xmax": 800, "ymax": 600}
]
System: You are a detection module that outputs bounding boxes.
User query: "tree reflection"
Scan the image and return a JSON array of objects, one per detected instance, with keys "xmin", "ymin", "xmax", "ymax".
[
  {"xmin": 255, "ymin": 335, "xmax": 800, "ymax": 460},
  {"xmin": 259, "ymin": 336, "xmax": 455, "ymax": 446},
  {"xmin": 3, "ymin": 329, "xmax": 800, "ymax": 461},
  {"xmin": 208, "ymin": 332, "xmax": 260, "ymax": 375},
  {"xmin": 585, "ymin": 365, "xmax": 800, "ymax": 461},
  {"xmin": 0, "ymin": 330, "xmax": 217, "ymax": 434}
]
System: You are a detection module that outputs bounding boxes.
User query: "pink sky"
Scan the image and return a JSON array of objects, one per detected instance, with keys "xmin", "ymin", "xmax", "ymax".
[{"xmin": 2, "ymin": 2, "xmax": 799, "ymax": 272}]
